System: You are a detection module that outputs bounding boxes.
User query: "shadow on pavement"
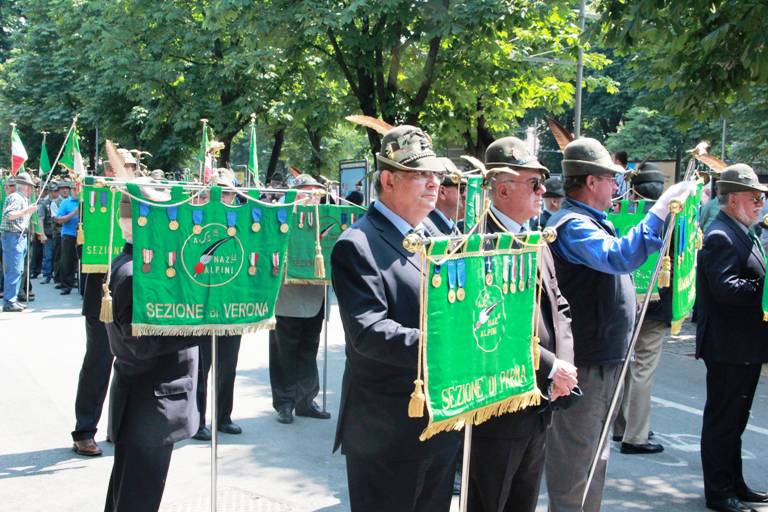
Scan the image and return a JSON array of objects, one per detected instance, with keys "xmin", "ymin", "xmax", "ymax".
[{"xmin": 0, "ymin": 445, "xmax": 112, "ymax": 480}]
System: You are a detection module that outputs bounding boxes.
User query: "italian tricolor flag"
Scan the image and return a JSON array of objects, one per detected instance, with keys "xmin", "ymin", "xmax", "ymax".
[
  {"xmin": 11, "ymin": 126, "xmax": 28, "ymax": 175},
  {"xmin": 60, "ymin": 127, "xmax": 85, "ymax": 177}
]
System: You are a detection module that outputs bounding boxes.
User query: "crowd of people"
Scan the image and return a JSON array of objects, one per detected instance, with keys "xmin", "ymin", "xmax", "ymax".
[{"xmin": 2, "ymin": 123, "xmax": 767, "ymax": 512}]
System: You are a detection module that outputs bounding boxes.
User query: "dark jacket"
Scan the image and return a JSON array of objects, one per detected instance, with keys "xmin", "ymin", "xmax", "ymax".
[
  {"xmin": 427, "ymin": 209, "xmax": 459, "ymax": 236},
  {"xmin": 106, "ymin": 244, "xmax": 201, "ymax": 446},
  {"xmin": 331, "ymin": 205, "xmax": 461, "ymax": 460},
  {"xmin": 696, "ymin": 211, "xmax": 768, "ymax": 364}
]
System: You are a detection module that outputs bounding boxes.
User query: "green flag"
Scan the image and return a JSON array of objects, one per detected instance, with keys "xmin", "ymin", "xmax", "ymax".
[
  {"xmin": 463, "ymin": 175, "xmax": 484, "ymax": 233},
  {"xmin": 247, "ymin": 120, "xmax": 258, "ymax": 181},
  {"xmin": 607, "ymin": 200, "xmax": 660, "ymax": 301},
  {"xmin": 39, "ymin": 135, "xmax": 51, "ymax": 175},
  {"xmin": 670, "ymin": 183, "xmax": 703, "ymax": 333},
  {"xmin": 81, "ymin": 177, "xmax": 126, "ymax": 273},
  {"xmin": 60, "ymin": 127, "xmax": 85, "ymax": 177},
  {"xmin": 198, "ymin": 123, "xmax": 214, "ymax": 183}
]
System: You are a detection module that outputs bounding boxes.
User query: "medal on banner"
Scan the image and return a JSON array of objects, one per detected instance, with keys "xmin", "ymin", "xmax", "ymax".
[
  {"xmin": 298, "ymin": 211, "xmax": 305, "ymax": 229},
  {"xmin": 432, "ymin": 264, "xmax": 442, "ymax": 287},
  {"xmin": 248, "ymin": 252, "xmax": 258, "ymax": 275},
  {"xmin": 271, "ymin": 252, "xmax": 281, "ymax": 276},
  {"xmin": 166, "ymin": 251, "xmax": 176, "ymax": 278},
  {"xmin": 192, "ymin": 209, "xmax": 203, "ymax": 234},
  {"xmin": 484, "ymin": 256, "xmax": 493, "ymax": 286},
  {"xmin": 167, "ymin": 206, "xmax": 179, "ymax": 231},
  {"xmin": 138, "ymin": 202, "xmax": 150, "ymax": 227},
  {"xmin": 527, "ymin": 252, "xmax": 533, "ymax": 289},
  {"xmin": 307, "ymin": 211, "xmax": 314, "ymax": 227},
  {"xmin": 89, "ymin": 191, "xmax": 96, "ymax": 213},
  {"xmin": 502, "ymin": 255, "xmax": 510, "ymax": 294},
  {"xmin": 518, "ymin": 253, "xmax": 525, "ymax": 292},
  {"xmin": 100, "ymin": 192, "xmax": 108, "ymax": 213},
  {"xmin": 141, "ymin": 248, "xmax": 153, "ymax": 273},
  {"xmin": 446, "ymin": 260, "xmax": 457, "ymax": 303},
  {"xmin": 510, "ymin": 254, "xmax": 517, "ymax": 294},
  {"xmin": 251, "ymin": 207, "xmax": 262, "ymax": 232},
  {"xmin": 278, "ymin": 208, "xmax": 288, "ymax": 233},
  {"xmin": 457, "ymin": 259, "xmax": 466, "ymax": 301},
  {"xmin": 350, "ymin": 213, "xmax": 357, "ymax": 224},
  {"xmin": 340, "ymin": 213, "xmax": 349, "ymax": 230},
  {"xmin": 226, "ymin": 210, "xmax": 237, "ymax": 236}
]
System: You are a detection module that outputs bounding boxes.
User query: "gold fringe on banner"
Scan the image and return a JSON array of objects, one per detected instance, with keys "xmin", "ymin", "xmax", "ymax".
[
  {"xmin": 418, "ymin": 389, "xmax": 542, "ymax": 441},
  {"xmin": 99, "ymin": 284, "xmax": 113, "ymax": 323},
  {"xmin": 283, "ymin": 278, "xmax": 331, "ymax": 285},
  {"xmin": 132, "ymin": 318, "xmax": 276, "ymax": 337},
  {"xmin": 81, "ymin": 264, "xmax": 110, "ymax": 274}
]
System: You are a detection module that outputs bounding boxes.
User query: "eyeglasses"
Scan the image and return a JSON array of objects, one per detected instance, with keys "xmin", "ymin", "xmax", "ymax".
[
  {"xmin": 737, "ymin": 192, "xmax": 765, "ymax": 204},
  {"xmin": 394, "ymin": 170, "xmax": 446, "ymax": 182},
  {"xmin": 595, "ymin": 174, "xmax": 617, "ymax": 184},
  {"xmin": 496, "ymin": 177, "xmax": 544, "ymax": 193}
]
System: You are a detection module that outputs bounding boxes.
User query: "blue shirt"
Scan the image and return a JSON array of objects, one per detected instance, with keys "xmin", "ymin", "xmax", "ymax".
[
  {"xmin": 372, "ymin": 200, "xmax": 421, "ymax": 236},
  {"xmin": 551, "ymin": 198, "xmax": 664, "ymax": 274},
  {"xmin": 57, "ymin": 197, "xmax": 80, "ymax": 237}
]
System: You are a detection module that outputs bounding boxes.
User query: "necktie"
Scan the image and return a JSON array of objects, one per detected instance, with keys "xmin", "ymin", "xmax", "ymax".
[{"xmin": 749, "ymin": 230, "xmax": 765, "ymax": 262}]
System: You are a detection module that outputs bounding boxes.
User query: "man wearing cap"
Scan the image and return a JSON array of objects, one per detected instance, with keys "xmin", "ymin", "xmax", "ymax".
[
  {"xmin": 267, "ymin": 173, "xmax": 330, "ymax": 425},
  {"xmin": 427, "ymin": 157, "xmax": 465, "ymax": 235},
  {"xmin": 612, "ymin": 162, "xmax": 669, "ymax": 456},
  {"xmin": 1, "ymin": 172, "xmax": 39, "ymax": 312},
  {"xmin": 467, "ymin": 137, "xmax": 578, "ymax": 512},
  {"xmin": 194, "ymin": 170, "xmax": 245, "ymax": 440},
  {"xmin": 39, "ymin": 181, "xmax": 58, "ymax": 283},
  {"xmin": 103, "ymin": 179, "xmax": 201, "ymax": 512},
  {"xmin": 55, "ymin": 180, "xmax": 80, "ymax": 295},
  {"xmin": 532, "ymin": 175, "xmax": 564, "ymax": 228},
  {"xmin": 544, "ymin": 138, "xmax": 695, "ymax": 511},
  {"xmin": 697, "ymin": 164, "xmax": 768, "ymax": 512},
  {"xmin": 50, "ymin": 181, "xmax": 68, "ymax": 286},
  {"xmin": 331, "ymin": 125, "xmax": 460, "ymax": 511}
]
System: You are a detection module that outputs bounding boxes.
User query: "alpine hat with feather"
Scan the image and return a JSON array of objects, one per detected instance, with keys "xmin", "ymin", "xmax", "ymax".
[
  {"xmin": 376, "ymin": 125, "xmax": 444, "ymax": 174},
  {"xmin": 717, "ymin": 164, "xmax": 768, "ymax": 194},
  {"xmin": 485, "ymin": 136, "xmax": 549, "ymax": 177}
]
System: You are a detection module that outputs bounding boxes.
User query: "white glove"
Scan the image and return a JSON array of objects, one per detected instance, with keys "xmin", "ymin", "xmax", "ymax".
[{"xmin": 649, "ymin": 180, "xmax": 698, "ymax": 220}]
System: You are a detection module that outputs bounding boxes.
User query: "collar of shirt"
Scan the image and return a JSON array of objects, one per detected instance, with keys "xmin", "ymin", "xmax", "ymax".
[
  {"xmin": 373, "ymin": 200, "xmax": 419, "ymax": 236},
  {"xmin": 433, "ymin": 208, "xmax": 454, "ymax": 230},
  {"xmin": 490, "ymin": 205, "xmax": 523, "ymax": 233},
  {"xmin": 565, "ymin": 197, "xmax": 607, "ymax": 222}
]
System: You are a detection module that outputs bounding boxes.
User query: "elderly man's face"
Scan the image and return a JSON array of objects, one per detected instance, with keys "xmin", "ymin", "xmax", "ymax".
[
  {"xmin": 379, "ymin": 169, "xmax": 441, "ymax": 224},
  {"xmin": 729, "ymin": 191, "xmax": 765, "ymax": 226},
  {"xmin": 297, "ymin": 185, "xmax": 324, "ymax": 205},
  {"xmin": 493, "ymin": 170, "xmax": 546, "ymax": 223}
]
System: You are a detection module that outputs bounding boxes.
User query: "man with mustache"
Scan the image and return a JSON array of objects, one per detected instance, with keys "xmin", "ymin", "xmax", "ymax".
[
  {"xmin": 331, "ymin": 125, "xmax": 460, "ymax": 511},
  {"xmin": 696, "ymin": 164, "xmax": 768, "ymax": 512}
]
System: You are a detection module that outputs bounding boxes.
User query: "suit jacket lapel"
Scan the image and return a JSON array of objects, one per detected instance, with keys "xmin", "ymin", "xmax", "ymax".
[
  {"xmin": 368, "ymin": 207, "xmax": 423, "ymax": 271},
  {"xmin": 718, "ymin": 212, "xmax": 765, "ymax": 271}
]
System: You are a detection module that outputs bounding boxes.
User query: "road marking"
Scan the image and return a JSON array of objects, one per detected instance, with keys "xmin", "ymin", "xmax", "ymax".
[{"xmin": 651, "ymin": 396, "xmax": 768, "ymax": 436}]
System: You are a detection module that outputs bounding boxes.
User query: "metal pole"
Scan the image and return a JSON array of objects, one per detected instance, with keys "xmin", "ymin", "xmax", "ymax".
[
  {"xmin": 573, "ymin": 0, "xmax": 586, "ymax": 138},
  {"xmin": 25, "ymin": 230, "xmax": 31, "ymax": 301},
  {"xmin": 322, "ymin": 284, "xmax": 329, "ymax": 412},
  {"xmin": 721, "ymin": 118, "xmax": 727, "ymax": 161},
  {"xmin": 210, "ymin": 334, "xmax": 218, "ymax": 512},
  {"xmin": 459, "ymin": 425, "xmax": 472, "ymax": 512}
]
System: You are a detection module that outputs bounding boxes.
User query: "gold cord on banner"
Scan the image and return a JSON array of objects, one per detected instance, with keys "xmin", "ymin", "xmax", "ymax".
[
  {"xmin": 409, "ymin": 248, "xmax": 428, "ymax": 418},
  {"xmin": 313, "ymin": 202, "xmax": 325, "ymax": 279},
  {"xmin": 658, "ymin": 199, "xmax": 682, "ymax": 289},
  {"xmin": 99, "ymin": 191, "xmax": 118, "ymax": 323},
  {"xmin": 531, "ymin": 243, "xmax": 545, "ymax": 372}
]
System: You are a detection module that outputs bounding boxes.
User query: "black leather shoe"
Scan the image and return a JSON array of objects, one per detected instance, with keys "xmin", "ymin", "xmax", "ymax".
[
  {"xmin": 612, "ymin": 435, "xmax": 623, "ymax": 442},
  {"xmin": 218, "ymin": 422, "xmax": 242, "ymax": 435},
  {"xmin": 295, "ymin": 401, "xmax": 331, "ymax": 419},
  {"xmin": 737, "ymin": 489, "xmax": 768, "ymax": 503},
  {"xmin": 54, "ymin": 283, "xmax": 64, "ymax": 289},
  {"xmin": 60, "ymin": 288, "xmax": 72, "ymax": 295},
  {"xmin": 277, "ymin": 406, "xmax": 293, "ymax": 424},
  {"xmin": 620, "ymin": 442, "xmax": 664, "ymax": 454},
  {"xmin": 706, "ymin": 497, "xmax": 757, "ymax": 512},
  {"xmin": 193, "ymin": 426, "xmax": 212, "ymax": 441}
]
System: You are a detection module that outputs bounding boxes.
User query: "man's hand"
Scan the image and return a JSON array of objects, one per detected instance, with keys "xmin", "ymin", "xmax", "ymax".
[{"xmin": 550, "ymin": 360, "xmax": 578, "ymax": 401}]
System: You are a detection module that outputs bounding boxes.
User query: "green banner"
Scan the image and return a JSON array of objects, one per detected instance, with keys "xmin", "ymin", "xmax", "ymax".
[
  {"xmin": 285, "ymin": 203, "xmax": 366, "ymax": 284},
  {"xmin": 671, "ymin": 183, "xmax": 703, "ymax": 333},
  {"xmin": 81, "ymin": 177, "xmax": 126, "ymax": 273},
  {"xmin": 463, "ymin": 175, "xmax": 483, "ymax": 233},
  {"xmin": 130, "ymin": 184, "xmax": 296, "ymax": 336},
  {"xmin": 607, "ymin": 200, "xmax": 660, "ymax": 301},
  {"xmin": 418, "ymin": 232, "xmax": 542, "ymax": 440}
]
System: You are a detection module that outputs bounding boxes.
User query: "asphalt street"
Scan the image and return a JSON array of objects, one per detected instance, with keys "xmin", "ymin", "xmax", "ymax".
[{"xmin": 0, "ymin": 279, "xmax": 766, "ymax": 511}]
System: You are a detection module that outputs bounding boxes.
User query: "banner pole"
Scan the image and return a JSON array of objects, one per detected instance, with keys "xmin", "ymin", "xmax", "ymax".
[
  {"xmin": 459, "ymin": 425, "xmax": 472, "ymax": 512},
  {"xmin": 25, "ymin": 230, "xmax": 31, "ymax": 301},
  {"xmin": 321, "ymin": 284, "xmax": 329, "ymax": 413},
  {"xmin": 210, "ymin": 334, "xmax": 218, "ymax": 512}
]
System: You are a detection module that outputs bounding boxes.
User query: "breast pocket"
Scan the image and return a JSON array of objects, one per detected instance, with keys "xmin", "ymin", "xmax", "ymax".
[{"xmin": 154, "ymin": 376, "xmax": 193, "ymax": 397}]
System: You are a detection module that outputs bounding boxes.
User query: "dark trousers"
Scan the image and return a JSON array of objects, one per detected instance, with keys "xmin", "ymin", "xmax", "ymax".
[
  {"xmin": 72, "ymin": 316, "xmax": 114, "ymax": 441},
  {"xmin": 268, "ymin": 306, "xmax": 324, "ymax": 411},
  {"xmin": 346, "ymin": 449, "xmax": 458, "ymax": 512},
  {"xmin": 60, "ymin": 234, "xmax": 77, "ymax": 289},
  {"xmin": 701, "ymin": 360, "xmax": 762, "ymax": 501},
  {"xmin": 468, "ymin": 428, "xmax": 546, "ymax": 512},
  {"xmin": 197, "ymin": 335, "xmax": 241, "ymax": 425},
  {"xmin": 30, "ymin": 238, "xmax": 43, "ymax": 276},
  {"xmin": 104, "ymin": 442, "xmax": 173, "ymax": 512},
  {"xmin": 52, "ymin": 234, "xmax": 61, "ymax": 283}
]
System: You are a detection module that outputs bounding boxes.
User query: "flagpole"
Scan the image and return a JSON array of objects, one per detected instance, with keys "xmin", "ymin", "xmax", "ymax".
[
  {"xmin": 321, "ymin": 284, "xmax": 329, "ymax": 413},
  {"xmin": 34, "ymin": 116, "xmax": 78, "ymax": 210},
  {"xmin": 210, "ymin": 333, "xmax": 218, "ymax": 512},
  {"xmin": 199, "ymin": 119, "xmax": 208, "ymax": 183}
]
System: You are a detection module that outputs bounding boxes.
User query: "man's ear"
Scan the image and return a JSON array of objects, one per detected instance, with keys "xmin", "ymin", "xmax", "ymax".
[{"xmin": 380, "ymin": 170, "xmax": 396, "ymax": 192}]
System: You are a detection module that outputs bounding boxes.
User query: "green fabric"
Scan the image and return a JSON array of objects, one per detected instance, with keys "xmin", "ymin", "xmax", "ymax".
[
  {"xmin": 420, "ymin": 232, "xmax": 541, "ymax": 439},
  {"xmin": 607, "ymin": 200, "xmax": 659, "ymax": 299},
  {"xmin": 248, "ymin": 121, "xmax": 258, "ymax": 181},
  {"xmin": 130, "ymin": 184, "xmax": 296, "ymax": 335},
  {"xmin": 81, "ymin": 177, "xmax": 126, "ymax": 273},
  {"xmin": 59, "ymin": 127, "xmax": 82, "ymax": 173},
  {"xmin": 284, "ymin": 203, "xmax": 366, "ymax": 284},
  {"xmin": 39, "ymin": 138, "xmax": 51, "ymax": 175},
  {"xmin": 463, "ymin": 176, "xmax": 483, "ymax": 233},
  {"xmin": 671, "ymin": 183, "xmax": 703, "ymax": 327}
]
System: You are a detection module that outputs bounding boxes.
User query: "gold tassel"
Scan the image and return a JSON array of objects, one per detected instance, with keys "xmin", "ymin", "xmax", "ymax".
[
  {"xmin": 99, "ymin": 283, "xmax": 113, "ymax": 323},
  {"xmin": 658, "ymin": 255, "xmax": 671, "ymax": 288},
  {"xmin": 696, "ymin": 228, "xmax": 704, "ymax": 250},
  {"xmin": 314, "ymin": 243, "xmax": 326, "ymax": 279},
  {"xmin": 763, "ymin": 312, "xmax": 768, "ymax": 322},
  {"xmin": 532, "ymin": 336, "xmax": 540, "ymax": 371},
  {"xmin": 408, "ymin": 379, "xmax": 426, "ymax": 417},
  {"xmin": 76, "ymin": 222, "xmax": 85, "ymax": 245}
]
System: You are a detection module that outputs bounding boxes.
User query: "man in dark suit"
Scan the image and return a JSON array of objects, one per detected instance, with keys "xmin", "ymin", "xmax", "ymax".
[
  {"xmin": 427, "ymin": 157, "xmax": 465, "ymax": 235},
  {"xmin": 331, "ymin": 125, "xmax": 461, "ymax": 512},
  {"xmin": 532, "ymin": 175, "xmax": 564, "ymax": 229},
  {"xmin": 696, "ymin": 164, "xmax": 768, "ymax": 512},
  {"xmin": 467, "ymin": 137, "xmax": 578, "ymax": 512},
  {"xmin": 103, "ymin": 183, "xmax": 200, "ymax": 512}
]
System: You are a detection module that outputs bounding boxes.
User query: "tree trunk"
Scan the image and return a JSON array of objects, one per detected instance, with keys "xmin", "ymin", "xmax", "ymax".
[
  {"xmin": 218, "ymin": 132, "xmax": 235, "ymax": 168},
  {"xmin": 266, "ymin": 128, "xmax": 285, "ymax": 183},
  {"xmin": 306, "ymin": 126, "xmax": 323, "ymax": 173},
  {"xmin": 87, "ymin": 128, "xmax": 97, "ymax": 171}
]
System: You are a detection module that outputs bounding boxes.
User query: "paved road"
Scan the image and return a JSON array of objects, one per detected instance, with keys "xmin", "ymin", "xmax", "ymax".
[{"xmin": 0, "ymin": 280, "xmax": 766, "ymax": 511}]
